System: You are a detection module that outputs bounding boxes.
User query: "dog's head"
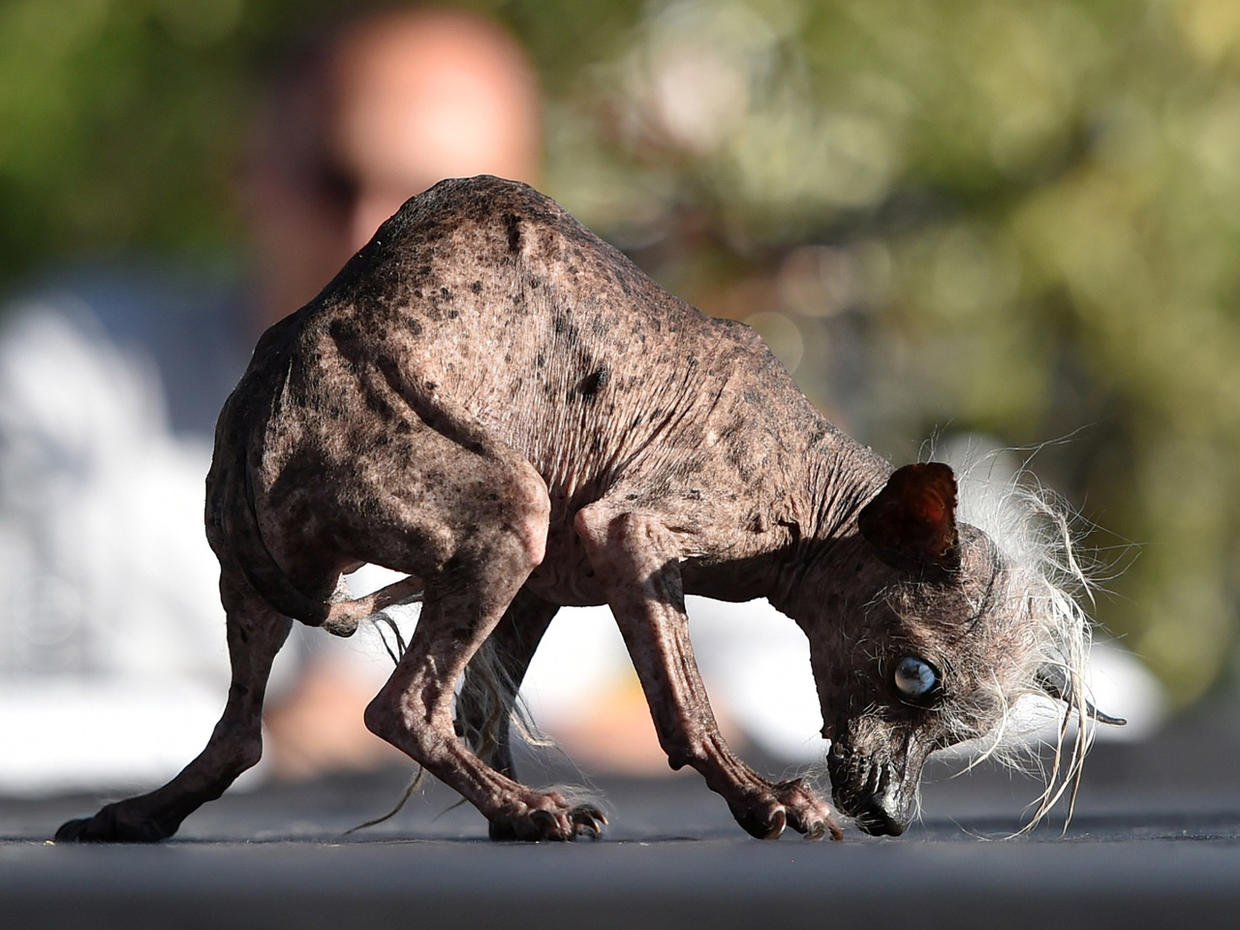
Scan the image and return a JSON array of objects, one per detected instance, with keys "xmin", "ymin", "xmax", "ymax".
[{"xmin": 794, "ymin": 463, "xmax": 1120, "ymax": 836}]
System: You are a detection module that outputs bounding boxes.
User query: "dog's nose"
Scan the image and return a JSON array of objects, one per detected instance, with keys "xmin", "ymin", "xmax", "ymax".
[
  {"xmin": 827, "ymin": 742, "xmax": 916, "ymax": 836},
  {"xmin": 851, "ymin": 794, "xmax": 908, "ymax": 836}
]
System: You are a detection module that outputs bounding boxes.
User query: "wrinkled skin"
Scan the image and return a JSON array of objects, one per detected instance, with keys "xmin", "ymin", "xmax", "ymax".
[
  {"xmin": 786, "ymin": 527, "xmax": 1026, "ymax": 835},
  {"xmin": 57, "ymin": 177, "xmax": 1044, "ymax": 845}
]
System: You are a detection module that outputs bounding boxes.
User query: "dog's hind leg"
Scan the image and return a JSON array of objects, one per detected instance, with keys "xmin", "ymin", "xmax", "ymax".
[
  {"xmin": 456, "ymin": 587, "xmax": 558, "ymax": 779},
  {"xmin": 359, "ymin": 461, "xmax": 603, "ymax": 841},
  {"xmin": 54, "ymin": 577, "xmax": 291, "ymax": 842}
]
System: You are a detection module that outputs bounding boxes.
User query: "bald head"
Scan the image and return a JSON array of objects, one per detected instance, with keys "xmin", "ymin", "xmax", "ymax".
[
  {"xmin": 245, "ymin": 7, "xmax": 541, "ymax": 328},
  {"xmin": 328, "ymin": 9, "xmax": 540, "ymax": 240}
]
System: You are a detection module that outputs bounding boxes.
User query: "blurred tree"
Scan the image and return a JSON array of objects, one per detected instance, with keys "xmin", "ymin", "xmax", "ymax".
[{"xmin": 1, "ymin": 0, "xmax": 1236, "ymax": 704}]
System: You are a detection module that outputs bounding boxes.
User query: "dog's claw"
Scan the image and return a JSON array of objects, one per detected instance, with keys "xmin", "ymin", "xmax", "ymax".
[
  {"xmin": 573, "ymin": 803, "xmax": 608, "ymax": 826},
  {"xmin": 529, "ymin": 808, "xmax": 558, "ymax": 834},
  {"xmin": 772, "ymin": 778, "xmax": 843, "ymax": 841},
  {"xmin": 802, "ymin": 818, "xmax": 844, "ymax": 841},
  {"xmin": 488, "ymin": 796, "xmax": 609, "ymax": 842},
  {"xmin": 570, "ymin": 804, "xmax": 608, "ymax": 839},
  {"xmin": 730, "ymin": 778, "xmax": 841, "ymax": 841},
  {"xmin": 763, "ymin": 807, "xmax": 787, "ymax": 839}
]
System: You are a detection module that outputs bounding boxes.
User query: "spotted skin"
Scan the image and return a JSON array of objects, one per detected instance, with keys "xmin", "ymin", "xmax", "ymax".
[{"xmin": 57, "ymin": 177, "xmax": 1047, "ymax": 844}]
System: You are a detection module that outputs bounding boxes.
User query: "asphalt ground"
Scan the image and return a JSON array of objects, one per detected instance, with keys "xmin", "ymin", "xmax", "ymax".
[{"xmin": 2, "ymin": 706, "xmax": 1237, "ymax": 929}]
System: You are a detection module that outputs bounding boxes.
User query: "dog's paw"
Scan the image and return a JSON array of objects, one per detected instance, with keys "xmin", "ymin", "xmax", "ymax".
[
  {"xmin": 487, "ymin": 793, "xmax": 608, "ymax": 842},
  {"xmin": 728, "ymin": 791, "xmax": 790, "ymax": 840},
  {"xmin": 566, "ymin": 803, "xmax": 608, "ymax": 839},
  {"xmin": 54, "ymin": 804, "xmax": 173, "ymax": 844},
  {"xmin": 728, "ymin": 779, "xmax": 843, "ymax": 841},
  {"xmin": 773, "ymin": 778, "xmax": 843, "ymax": 841}
]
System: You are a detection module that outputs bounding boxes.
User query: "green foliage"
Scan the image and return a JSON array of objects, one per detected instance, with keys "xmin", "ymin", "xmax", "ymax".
[{"xmin": 3, "ymin": 0, "xmax": 1237, "ymax": 703}]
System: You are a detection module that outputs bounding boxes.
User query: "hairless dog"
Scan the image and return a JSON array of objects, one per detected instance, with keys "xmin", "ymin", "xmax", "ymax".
[{"xmin": 57, "ymin": 176, "xmax": 1121, "ymax": 844}]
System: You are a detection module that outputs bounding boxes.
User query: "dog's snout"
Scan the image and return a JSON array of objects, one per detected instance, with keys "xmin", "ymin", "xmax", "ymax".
[
  {"xmin": 851, "ymin": 794, "xmax": 909, "ymax": 836},
  {"xmin": 828, "ymin": 745, "xmax": 915, "ymax": 837}
]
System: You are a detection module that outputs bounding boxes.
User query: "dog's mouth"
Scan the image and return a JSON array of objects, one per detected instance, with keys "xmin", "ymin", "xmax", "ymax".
[
  {"xmin": 827, "ymin": 743, "xmax": 918, "ymax": 837},
  {"xmin": 844, "ymin": 792, "xmax": 910, "ymax": 836}
]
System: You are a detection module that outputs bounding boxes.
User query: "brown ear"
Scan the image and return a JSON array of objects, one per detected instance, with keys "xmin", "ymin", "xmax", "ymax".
[{"xmin": 858, "ymin": 463, "xmax": 960, "ymax": 573}]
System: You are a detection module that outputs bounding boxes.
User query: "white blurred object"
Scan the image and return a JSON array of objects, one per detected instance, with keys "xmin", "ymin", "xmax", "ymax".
[
  {"xmin": 520, "ymin": 597, "xmax": 830, "ymax": 766},
  {"xmin": 685, "ymin": 597, "xmax": 828, "ymax": 763},
  {"xmin": 0, "ymin": 299, "xmax": 236, "ymax": 794},
  {"xmin": 518, "ymin": 605, "xmax": 630, "ymax": 731},
  {"xmin": 0, "ymin": 679, "xmax": 238, "ymax": 796},
  {"xmin": 1005, "ymin": 637, "xmax": 1168, "ymax": 744},
  {"xmin": 1084, "ymin": 638, "xmax": 1167, "ymax": 740}
]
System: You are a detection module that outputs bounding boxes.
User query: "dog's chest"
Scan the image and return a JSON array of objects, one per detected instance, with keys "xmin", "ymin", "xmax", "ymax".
[{"xmin": 524, "ymin": 522, "xmax": 608, "ymax": 606}]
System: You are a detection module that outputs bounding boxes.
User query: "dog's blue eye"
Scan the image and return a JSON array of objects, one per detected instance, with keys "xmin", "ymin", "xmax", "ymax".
[{"xmin": 894, "ymin": 656, "xmax": 938, "ymax": 697}]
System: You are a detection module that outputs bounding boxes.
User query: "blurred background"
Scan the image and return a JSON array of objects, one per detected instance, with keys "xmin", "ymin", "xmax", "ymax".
[{"xmin": 0, "ymin": 0, "xmax": 1236, "ymax": 801}]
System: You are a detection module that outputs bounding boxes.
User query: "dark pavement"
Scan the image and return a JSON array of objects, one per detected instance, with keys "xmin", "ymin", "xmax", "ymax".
[{"xmin": 2, "ymin": 706, "xmax": 1237, "ymax": 929}]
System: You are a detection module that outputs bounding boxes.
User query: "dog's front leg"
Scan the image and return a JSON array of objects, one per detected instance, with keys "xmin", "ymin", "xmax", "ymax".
[
  {"xmin": 55, "ymin": 578, "xmax": 292, "ymax": 842},
  {"xmin": 576, "ymin": 505, "xmax": 842, "ymax": 841}
]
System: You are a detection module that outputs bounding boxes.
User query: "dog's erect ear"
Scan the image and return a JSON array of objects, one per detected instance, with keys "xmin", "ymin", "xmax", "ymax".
[{"xmin": 858, "ymin": 463, "xmax": 960, "ymax": 573}]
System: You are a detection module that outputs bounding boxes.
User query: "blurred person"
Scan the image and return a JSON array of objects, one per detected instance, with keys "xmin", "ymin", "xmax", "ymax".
[
  {"xmin": 244, "ymin": 5, "xmax": 541, "ymax": 334},
  {"xmin": 0, "ymin": 5, "xmax": 541, "ymax": 792}
]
